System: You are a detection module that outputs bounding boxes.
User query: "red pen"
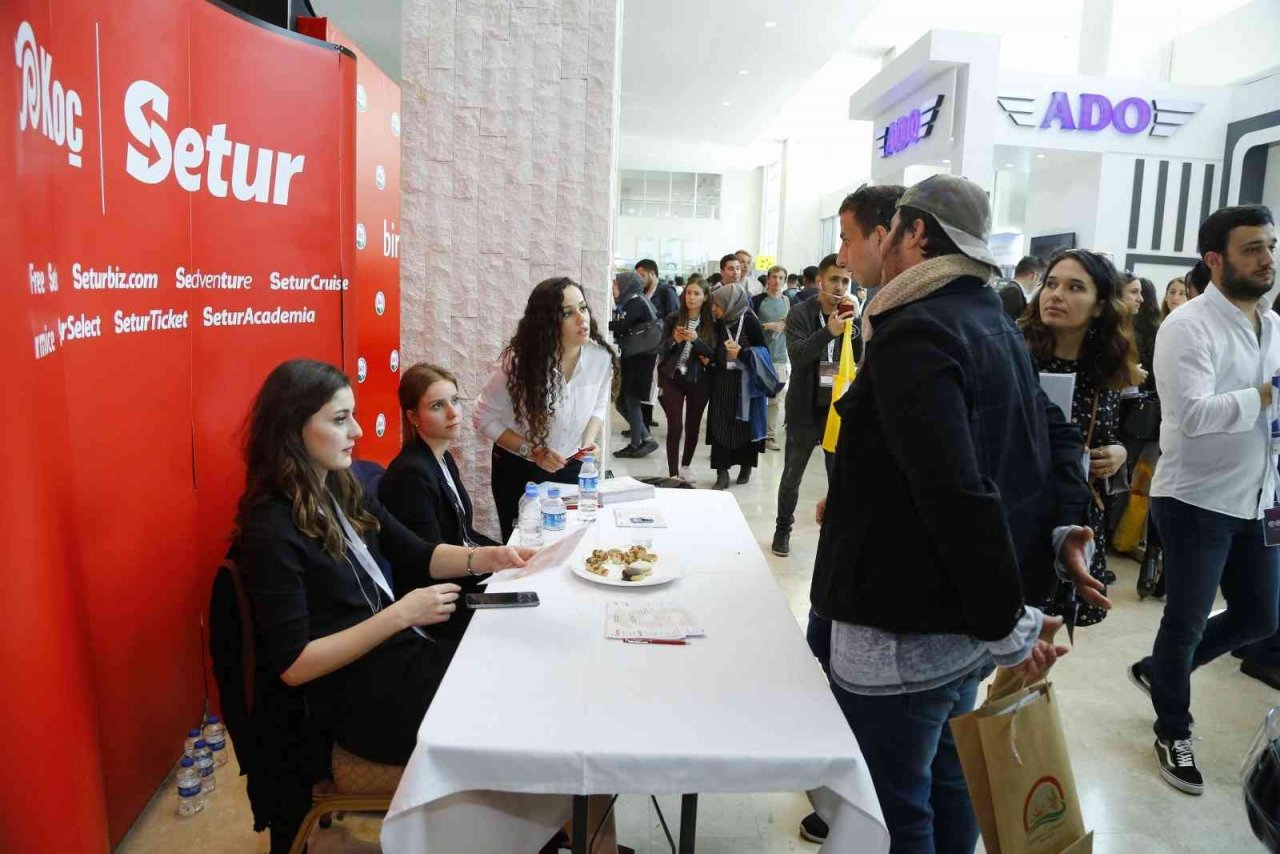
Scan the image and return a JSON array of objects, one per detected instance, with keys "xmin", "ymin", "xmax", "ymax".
[{"xmin": 623, "ymin": 638, "xmax": 687, "ymax": 645}]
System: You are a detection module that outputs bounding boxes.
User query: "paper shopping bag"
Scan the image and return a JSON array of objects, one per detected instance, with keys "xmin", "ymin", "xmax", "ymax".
[
  {"xmin": 952, "ymin": 681, "xmax": 1088, "ymax": 854},
  {"xmin": 821, "ymin": 318, "xmax": 856, "ymax": 453},
  {"xmin": 1112, "ymin": 458, "xmax": 1154, "ymax": 553}
]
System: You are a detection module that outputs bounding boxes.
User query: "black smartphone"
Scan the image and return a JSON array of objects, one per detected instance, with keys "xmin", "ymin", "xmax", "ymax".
[{"xmin": 465, "ymin": 591, "xmax": 540, "ymax": 609}]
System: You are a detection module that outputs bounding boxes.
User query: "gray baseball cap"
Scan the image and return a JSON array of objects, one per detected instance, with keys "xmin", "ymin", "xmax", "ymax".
[{"xmin": 896, "ymin": 174, "xmax": 999, "ymax": 272}]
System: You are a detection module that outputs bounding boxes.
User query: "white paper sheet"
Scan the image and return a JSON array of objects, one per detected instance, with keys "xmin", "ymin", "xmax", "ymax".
[
  {"xmin": 1039, "ymin": 372, "xmax": 1076, "ymax": 420},
  {"xmin": 604, "ymin": 600, "xmax": 704, "ymax": 640},
  {"xmin": 482, "ymin": 525, "xmax": 588, "ymax": 585}
]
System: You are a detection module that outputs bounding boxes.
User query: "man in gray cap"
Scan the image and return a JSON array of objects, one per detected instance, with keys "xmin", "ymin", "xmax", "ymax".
[{"xmin": 804, "ymin": 174, "xmax": 1104, "ymax": 851}]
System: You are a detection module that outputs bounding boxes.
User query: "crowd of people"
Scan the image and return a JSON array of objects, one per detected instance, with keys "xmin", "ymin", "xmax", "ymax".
[{"xmin": 230, "ymin": 171, "xmax": 1277, "ymax": 852}]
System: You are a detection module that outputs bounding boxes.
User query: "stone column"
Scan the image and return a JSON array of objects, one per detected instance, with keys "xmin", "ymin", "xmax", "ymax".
[{"xmin": 401, "ymin": 0, "xmax": 622, "ymax": 535}]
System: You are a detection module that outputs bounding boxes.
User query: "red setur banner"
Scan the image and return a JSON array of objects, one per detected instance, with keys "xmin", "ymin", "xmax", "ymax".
[
  {"xmin": 299, "ymin": 16, "xmax": 404, "ymax": 464},
  {"xmin": 1, "ymin": 1, "xmax": 357, "ymax": 847}
]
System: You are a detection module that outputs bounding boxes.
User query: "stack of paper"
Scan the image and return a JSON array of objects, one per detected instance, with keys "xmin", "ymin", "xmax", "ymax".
[
  {"xmin": 598, "ymin": 476, "xmax": 655, "ymax": 505},
  {"xmin": 605, "ymin": 600, "xmax": 705, "ymax": 640}
]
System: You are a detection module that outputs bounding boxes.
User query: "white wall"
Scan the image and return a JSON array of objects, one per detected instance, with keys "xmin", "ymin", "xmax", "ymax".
[
  {"xmin": 777, "ymin": 132, "xmax": 872, "ymax": 273},
  {"xmin": 1170, "ymin": 0, "xmax": 1280, "ymax": 86},
  {"xmin": 1023, "ymin": 154, "xmax": 1103, "ymax": 252},
  {"xmin": 1263, "ymin": 144, "xmax": 1280, "ymax": 211},
  {"xmin": 613, "ymin": 169, "xmax": 761, "ymax": 272}
]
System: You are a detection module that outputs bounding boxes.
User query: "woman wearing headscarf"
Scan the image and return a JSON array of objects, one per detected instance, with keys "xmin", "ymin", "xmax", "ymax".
[
  {"xmin": 705, "ymin": 283, "xmax": 766, "ymax": 490},
  {"xmin": 609, "ymin": 271, "xmax": 661, "ymax": 458}
]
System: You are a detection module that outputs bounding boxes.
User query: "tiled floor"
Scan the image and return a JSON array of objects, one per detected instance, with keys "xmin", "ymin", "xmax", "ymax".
[{"xmin": 117, "ymin": 411, "xmax": 1278, "ymax": 853}]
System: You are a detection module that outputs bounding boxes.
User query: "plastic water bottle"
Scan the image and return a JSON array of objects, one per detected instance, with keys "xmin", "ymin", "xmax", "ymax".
[
  {"xmin": 518, "ymin": 483, "xmax": 543, "ymax": 546},
  {"xmin": 183, "ymin": 727, "xmax": 202, "ymax": 759},
  {"xmin": 578, "ymin": 456, "xmax": 599, "ymax": 522},
  {"xmin": 541, "ymin": 487, "xmax": 567, "ymax": 533},
  {"xmin": 203, "ymin": 715, "xmax": 228, "ymax": 768},
  {"xmin": 176, "ymin": 757, "xmax": 204, "ymax": 817},
  {"xmin": 193, "ymin": 739, "xmax": 216, "ymax": 793}
]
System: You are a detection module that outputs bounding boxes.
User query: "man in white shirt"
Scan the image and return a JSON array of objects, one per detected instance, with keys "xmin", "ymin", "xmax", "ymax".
[
  {"xmin": 736, "ymin": 249, "xmax": 763, "ymax": 297},
  {"xmin": 1130, "ymin": 204, "xmax": 1279, "ymax": 796}
]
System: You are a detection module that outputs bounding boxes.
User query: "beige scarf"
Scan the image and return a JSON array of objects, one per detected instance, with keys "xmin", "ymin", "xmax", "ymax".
[{"xmin": 862, "ymin": 255, "xmax": 994, "ymax": 343}]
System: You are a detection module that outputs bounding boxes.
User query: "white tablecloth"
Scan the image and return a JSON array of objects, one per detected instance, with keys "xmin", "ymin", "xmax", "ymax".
[{"xmin": 381, "ymin": 489, "xmax": 888, "ymax": 853}]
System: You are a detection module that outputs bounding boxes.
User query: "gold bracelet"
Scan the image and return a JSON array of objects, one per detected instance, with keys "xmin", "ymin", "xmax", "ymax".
[{"xmin": 466, "ymin": 548, "xmax": 480, "ymax": 576}]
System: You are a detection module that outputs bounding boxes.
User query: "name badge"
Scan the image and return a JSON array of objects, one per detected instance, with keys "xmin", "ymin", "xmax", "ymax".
[
  {"xmin": 1265, "ymin": 507, "xmax": 1280, "ymax": 548},
  {"xmin": 819, "ymin": 361, "xmax": 837, "ymax": 388}
]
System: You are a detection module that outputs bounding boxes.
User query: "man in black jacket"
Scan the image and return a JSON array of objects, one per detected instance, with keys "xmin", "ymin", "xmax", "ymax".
[
  {"xmin": 770, "ymin": 254, "xmax": 859, "ymax": 557},
  {"xmin": 801, "ymin": 175, "xmax": 1105, "ymax": 850},
  {"xmin": 998, "ymin": 255, "xmax": 1045, "ymax": 320}
]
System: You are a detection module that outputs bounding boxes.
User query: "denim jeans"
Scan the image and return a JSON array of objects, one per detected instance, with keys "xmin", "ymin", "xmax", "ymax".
[
  {"xmin": 830, "ymin": 665, "xmax": 986, "ymax": 854},
  {"xmin": 615, "ymin": 395, "xmax": 649, "ymax": 448},
  {"xmin": 1141, "ymin": 497, "xmax": 1280, "ymax": 740},
  {"xmin": 1240, "ymin": 627, "xmax": 1280, "ymax": 667},
  {"xmin": 774, "ymin": 421, "xmax": 834, "ymax": 533}
]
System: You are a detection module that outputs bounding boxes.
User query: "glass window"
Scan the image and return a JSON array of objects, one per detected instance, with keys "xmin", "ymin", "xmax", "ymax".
[
  {"xmin": 618, "ymin": 171, "xmax": 720, "ymax": 220},
  {"xmin": 695, "ymin": 173, "xmax": 721, "ymax": 206},
  {"xmin": 670, "ymin": 172, "xmax": 695, "ymax": 204},
  {"xmin": 620, "ymin": 170, "xmax": 644, "ymax": 201},
  {"xmin": 644, "ymin": 172, "xmax": 671, "ymax": 201}
]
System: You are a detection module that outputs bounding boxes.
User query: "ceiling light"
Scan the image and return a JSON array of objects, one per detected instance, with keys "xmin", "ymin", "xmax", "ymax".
[
  {"xmin": 738, "ymin": 69, "xmax": 749, "ymax": 75},
  {"xmin": 1004, "ymin": 163, "xmax": 1015, "ymax": 168},
  {"xmin": 722, "ymin": 101, "xmax": 731, "ymax": 107},
  {"xmin": 1036, "ymin": 153, "xmax": 1046, "ymax": 159},
  {"xmin": 764, "ymin": 21, "xmax": 777, "ymax": 28},
  {"xmin": 941, "ymin": 159, "xmax": 951, "ymax": 164}
]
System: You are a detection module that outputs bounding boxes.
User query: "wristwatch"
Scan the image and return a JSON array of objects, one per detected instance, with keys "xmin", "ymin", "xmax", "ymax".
[{"xmin": 517, "ymin": 440, "xmax": 533, "ymax": 459}]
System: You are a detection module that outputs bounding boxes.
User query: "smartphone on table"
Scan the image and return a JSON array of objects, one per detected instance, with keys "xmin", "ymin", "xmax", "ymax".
[{"xmin": 465, "ymin": 592, "xmax": 540, "ymax": 609}]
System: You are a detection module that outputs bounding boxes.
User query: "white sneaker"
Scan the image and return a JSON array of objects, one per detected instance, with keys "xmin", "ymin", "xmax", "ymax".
[{"xmin": 679, "ymin": 466, "xmax": 694, "ymax": 482}]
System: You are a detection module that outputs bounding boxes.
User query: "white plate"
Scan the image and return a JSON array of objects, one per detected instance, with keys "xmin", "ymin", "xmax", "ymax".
[{"xmin": 570, "ymin": 556, "xmax": 682, "ymax": 588}]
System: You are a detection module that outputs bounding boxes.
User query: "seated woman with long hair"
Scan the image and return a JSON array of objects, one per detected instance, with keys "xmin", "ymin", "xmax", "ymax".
[
  {"xmin": 474, "ymin": 277, "xmax": 617, "ymax": 540},
  {"xmin": 236, "ymin": 359, "xmax": 532, "ymax": 767},
  {"xmin": 380, "ymin": 362, "xmax": 499, "ymax": 648}
]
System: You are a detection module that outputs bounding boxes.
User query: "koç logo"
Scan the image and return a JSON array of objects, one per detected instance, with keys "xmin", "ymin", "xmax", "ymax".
[
  {"xmin": 390, "ymin": 112, "xmax": 400, "ymax": 137},
  {"xmin": 355, "ymin": 223, "xmax": 367, "ymax": 250},
  {"xmin": 356, "ymin": 84, "xmax": 368, "ymax": 113},
  {"xmin": 14, "ymin": 21, "xmax": 85, "ymax": 167},
  {"xmin": 356, "ymin": 357, "xmax": 368, "ymax": 383}
]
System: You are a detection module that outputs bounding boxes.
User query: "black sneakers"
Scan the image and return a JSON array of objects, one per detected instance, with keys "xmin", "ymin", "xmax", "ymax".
[
  {"xmin": 799, "ymin": 812, "xmax": 828, "ymax": 843},
  {"xmin": 771, "ymin": 530, "xmax": 790, "ymax": 557},
  {"xmin": 1154, "ymin": 737, "xmax": 1204, "ymax": 795},
  {"xmin": 1127, "ymin": 661, "xmax": 1153, "ymax": 696}
]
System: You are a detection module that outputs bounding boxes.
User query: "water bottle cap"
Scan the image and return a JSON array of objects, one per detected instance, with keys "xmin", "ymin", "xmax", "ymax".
[
  {"xmin": 582, "ymin": 455, "xmax": 594, "ymax": 464},
  {"xmin": 188, "ymin": 728, "xmax": 201, "ymax": 737},
  {"xmin": 207, "ymin": 715, "xmax": 220, "ymax": 724},
  {"xmin": 195, "ymin": 739, "xmax": 207, "ymax": 748},
  {"xmin": 525, "ymin": 484, "xmax": 539, "ymax": 496},
  {"xmin": 547, "ymin": 487, "xmax": 560, "ymax": 498},
  {"xmin": 180, "ymin": 757, "xmax": 194, "ymax": 767}
]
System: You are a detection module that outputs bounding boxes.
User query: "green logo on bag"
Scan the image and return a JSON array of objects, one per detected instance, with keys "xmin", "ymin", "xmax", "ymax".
[{"xmin": 1023, "ymin": 776, "xmax": 1068, "ymax": 838}]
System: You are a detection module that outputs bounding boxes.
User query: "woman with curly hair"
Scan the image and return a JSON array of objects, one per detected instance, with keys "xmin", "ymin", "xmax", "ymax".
[
  {"xmin": 236, "ymin": 360, "xmax": 533, "ymax": 774},
  {"xmin": 475, "ymin": 277, "xmax": 617, "ymax": 540},
  {"xmin": 1020, "ymin": 250, "xmax": 1143, "ymax": 624}
]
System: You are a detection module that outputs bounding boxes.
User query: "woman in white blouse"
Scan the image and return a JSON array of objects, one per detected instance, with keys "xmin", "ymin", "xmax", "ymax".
[{"xmin": 475, "ymin": 277, "xmax": 618, "ymax": 539}]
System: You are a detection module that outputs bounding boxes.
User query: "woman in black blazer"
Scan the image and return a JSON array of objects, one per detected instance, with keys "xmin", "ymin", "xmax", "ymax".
[
  {"xmin": 237, "ymin": 359, "xmax": 532, "ymax": 767},
  {"xmin": 381, "ymin": 364, "xmax": 498, "ymax": 644}
]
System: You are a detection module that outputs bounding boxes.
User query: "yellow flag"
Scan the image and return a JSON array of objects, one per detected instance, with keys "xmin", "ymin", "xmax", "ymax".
[{"xmin": 822, "ymin": 318, "xmax": 857, "ymax": 453}]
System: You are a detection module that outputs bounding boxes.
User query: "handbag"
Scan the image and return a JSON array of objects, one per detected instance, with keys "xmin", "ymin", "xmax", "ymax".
[
  {"xmin": 617, "ymin": 296, "xmax": 662, "ymax": 358},
  {"xmin": 1084, "ymin": 391, "xmax": 1129, "ymax": 505},
  {"xmin": 1121, "ymin": 394, "xmax": 1161, "ymax": 442}
]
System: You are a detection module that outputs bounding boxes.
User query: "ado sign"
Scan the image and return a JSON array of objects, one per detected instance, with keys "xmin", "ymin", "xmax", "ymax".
[
  {"xmin": 997, "ymin": 92, "xmax": 1202, "ymax": 138},
  {"xmin": 877, "ymin": 95, "xmax": 945, "ymax": 158}
]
